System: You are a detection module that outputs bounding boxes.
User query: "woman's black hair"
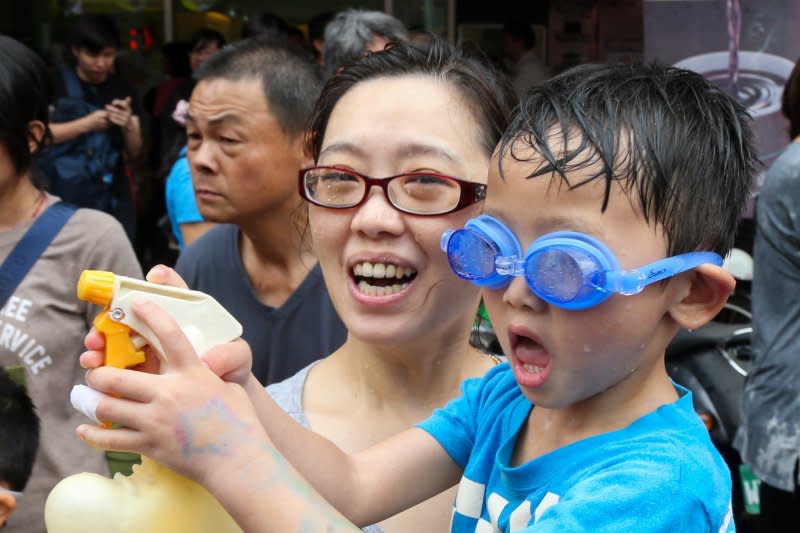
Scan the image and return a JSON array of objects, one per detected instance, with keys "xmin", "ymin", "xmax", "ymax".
[
  {"xmin": 309, "ymin": 37, "xmax": 518, "ymax": 161},
  {"xmin": 0, "ymin": 36, "xmax": 52, "ymax": 177}
]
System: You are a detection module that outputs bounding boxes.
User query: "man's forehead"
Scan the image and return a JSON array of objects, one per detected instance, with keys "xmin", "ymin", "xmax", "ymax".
[
  {"xmin": 188, "ymin": 79, "xmax": 269, "ymax": 122},
  {"xmin": 191, "ymin": 78, "xmax": 266, "ymax": 106}
]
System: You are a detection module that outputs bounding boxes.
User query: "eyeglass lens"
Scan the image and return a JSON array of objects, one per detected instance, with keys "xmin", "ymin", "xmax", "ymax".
[{"xmin": 304, "ymin": 168, "xmax": 463, "ymax": 214}]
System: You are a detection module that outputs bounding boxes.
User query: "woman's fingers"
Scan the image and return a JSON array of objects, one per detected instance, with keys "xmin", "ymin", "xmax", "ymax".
[
  {"xmin": 79, "ymin": 349, "xmax": 105, "ymax": 370},
  {"xmin": 93, "ymin": 393, "xmax": 154, "ymax": 431},
  {"xmin": 131, "ymin": 299, "xmax": 200, "ymax": 372},
  {"xmin": 200, "ymin": 339, "xmax": 252, "ymax": 385},
  {"xmin": 145, "ymin": 264, "xmax": 189, "ymax": 289},
  {"xmin": 76, "ymin": 424, "xmax": 148, "ymax": 454},
  {"xmin": 84, "ymin": 328, "xmax": 105, "ymax": 351},
  {"xmin": 86, "ymin": 366, "xmax": 157, "ymax": 403}
]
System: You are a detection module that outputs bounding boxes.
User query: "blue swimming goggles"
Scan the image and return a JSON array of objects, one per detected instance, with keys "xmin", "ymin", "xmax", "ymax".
[{"xmin": 440, "ymin": 215, "xmax": 723, "ymax": 311}]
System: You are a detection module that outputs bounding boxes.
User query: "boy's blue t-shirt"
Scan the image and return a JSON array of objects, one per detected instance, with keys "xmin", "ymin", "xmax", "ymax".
[
  {"xmin": 165, "ymin": 147, "xmax": 203, "ymax": 250},
  {"xmin": 418, "ymin": 364, "xmax": 735, "ymax": 532}
]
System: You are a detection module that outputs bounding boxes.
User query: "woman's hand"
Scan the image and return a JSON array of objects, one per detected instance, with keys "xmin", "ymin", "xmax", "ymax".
[
  {"xmin": 79, "ymin": 266, "xmax": 186, "ymax": 373},
  {"xmin": 77, "ymin": 298, "xmax": 266, "ymax": 485},
  {"xmin": 80, "ymin": 264, "xmax": 253, "ymax": 385}
]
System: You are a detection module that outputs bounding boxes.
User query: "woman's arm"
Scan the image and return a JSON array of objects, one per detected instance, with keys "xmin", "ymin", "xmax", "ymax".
[{"xmin": 79, "ymin": 299, "xmax": 461, "ymax": 531}]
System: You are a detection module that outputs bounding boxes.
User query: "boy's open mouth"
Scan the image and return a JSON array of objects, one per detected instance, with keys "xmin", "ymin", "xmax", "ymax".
[
  {"xmin": 509, "ymin": 329, "xmax": 552, "ymax": 388},
  {"xmin": 352, "ymin": 261, "xmax": 418, "ymax": 297}
]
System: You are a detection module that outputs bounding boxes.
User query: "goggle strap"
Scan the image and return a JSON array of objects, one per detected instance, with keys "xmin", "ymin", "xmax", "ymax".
[{"xmin": 608, "ymin": 251, "xmax": 724, "ymax": 295}]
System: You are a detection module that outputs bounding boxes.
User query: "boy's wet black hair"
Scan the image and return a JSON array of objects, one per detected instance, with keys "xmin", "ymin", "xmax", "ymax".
[
  {"xmin": 0, "ymin": 368, "xmax": 40, "ymax": 492},
  {"xmin": 309, "ymin": 37, "xmax": 518, "ymax": 161},
  {"xmin": 498, "ymin": 62, "xmax": 758, "ymax": 256}
]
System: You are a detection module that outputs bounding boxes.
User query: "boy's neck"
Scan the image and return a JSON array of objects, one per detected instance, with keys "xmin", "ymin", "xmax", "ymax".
[{"xmin": 512, "ymin": 359, "xmax": 679, "ymax": 466}]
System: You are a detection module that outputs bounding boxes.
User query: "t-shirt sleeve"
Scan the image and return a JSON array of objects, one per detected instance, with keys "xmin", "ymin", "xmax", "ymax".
[
  {"xmin": 525, "ymin": 458, "xmax": 731, "ymax": 533},
  {"xmin": 417, "ymin": 364, "xmax": 512, "ymax": 468},
  {"xmin": 166, "ymin": 156, "xmax": 203, "ymax": 226},
  {"xmin": 78, "ymin": 212, "xmax": 142, "ymax": 324}
]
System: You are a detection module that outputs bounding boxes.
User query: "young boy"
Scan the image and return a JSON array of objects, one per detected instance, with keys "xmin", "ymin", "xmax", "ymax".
[
  {"xmin": 0, "ymin": 368, "xmax": 40, "ymax": 528},
  {"xmin": 78, "ymin": 61, "xmax": 755, "ymax": 532},
  {"xmin": 44, "ymin": 13, "xmax": 142, "ymax": 240}
]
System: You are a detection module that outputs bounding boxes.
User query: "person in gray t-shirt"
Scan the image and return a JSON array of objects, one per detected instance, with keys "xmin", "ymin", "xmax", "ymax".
[{"xmin": 735, "ymin": 57, "xmax": 800, "ymax": 532}]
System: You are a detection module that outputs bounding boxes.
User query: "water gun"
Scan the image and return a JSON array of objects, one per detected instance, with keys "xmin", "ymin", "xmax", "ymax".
[{"xmin": 45, "ymin": 271, "xmax": 244, "ymax": 533}]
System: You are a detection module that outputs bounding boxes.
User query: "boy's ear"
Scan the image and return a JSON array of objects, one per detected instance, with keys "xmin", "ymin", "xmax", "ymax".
[
  {"xmin": 0, "ymin": 490, "xmax": 16, "ymax": 527},
  {"xmin": 668, "ymin": 264, "xmax": 735, "ymax": 329}
]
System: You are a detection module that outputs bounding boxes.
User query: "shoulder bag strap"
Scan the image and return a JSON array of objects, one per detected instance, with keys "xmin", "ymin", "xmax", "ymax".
[
  {"xmin": 61, "ymin": 67, "xmax": 85, "ymax": 100},
  {"xmin": 0, "ymin": 202, "xmax": 78, "ymax": 309}
]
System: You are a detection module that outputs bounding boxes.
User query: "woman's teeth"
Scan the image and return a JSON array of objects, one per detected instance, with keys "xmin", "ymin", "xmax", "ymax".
[
  {"xmin": 353, "ymin": 261, "xmax": 417, "ymax": 296},
  {"xmin": 357, "ymin": 280, "xmax": 411, "ymax": 296},
  {"xmin": 353, "ymin": 262, "xmax": 416, "ymax": 279}
]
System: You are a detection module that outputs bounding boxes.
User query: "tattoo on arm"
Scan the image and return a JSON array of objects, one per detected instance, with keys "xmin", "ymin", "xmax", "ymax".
[{"xmin": 173, "ymin": 397, "xmax": 361, "ymax": 532}]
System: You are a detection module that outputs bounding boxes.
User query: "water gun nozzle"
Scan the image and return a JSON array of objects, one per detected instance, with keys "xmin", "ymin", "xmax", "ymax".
[{"xmin": 78, "ymin": 270, "xmax": 116, "ymax": 307}]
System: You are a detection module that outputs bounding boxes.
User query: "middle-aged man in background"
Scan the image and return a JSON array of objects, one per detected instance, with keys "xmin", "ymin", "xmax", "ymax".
[{"xmin": 175, "ymin": 37, "xmax": 346, "ymax": 385}]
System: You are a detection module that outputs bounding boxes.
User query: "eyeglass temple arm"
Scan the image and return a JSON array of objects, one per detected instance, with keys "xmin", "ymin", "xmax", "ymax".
[{"xmin": 603, "ymin": 252, "xmax": 724, "ymax": 296}]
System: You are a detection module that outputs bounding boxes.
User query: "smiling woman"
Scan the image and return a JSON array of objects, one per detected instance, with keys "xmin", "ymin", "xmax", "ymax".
[{"xmin": 265, "ymin": 39, "xmax": 517, "ymax": 533}]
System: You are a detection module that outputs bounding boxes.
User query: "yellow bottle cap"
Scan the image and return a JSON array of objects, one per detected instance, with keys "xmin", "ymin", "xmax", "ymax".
[{"xmin": 77, "ymin": 270, "xmax": 116, "ymax": 306}]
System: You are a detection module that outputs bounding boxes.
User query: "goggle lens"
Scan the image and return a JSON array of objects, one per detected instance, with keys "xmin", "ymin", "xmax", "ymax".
[
  {"xmin": 446, "ymin": 230, "xmax": 499, "ymax": 280},
  {"xmin": 527, "ymin": 246, "xmax": 604, "ymax": 304}
]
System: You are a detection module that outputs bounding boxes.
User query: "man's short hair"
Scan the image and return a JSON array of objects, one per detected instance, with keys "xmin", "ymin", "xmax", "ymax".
[
  {"xmin": 194, "ymin": 37, "xmax": 322, "ymax": 139},
  {"xmin": 70, "ymin": 13, "xmax": 121, "ymax": 52},
  {"xmin": 0, "ymin": 368, "xmax": 40, "ymax": 492},
  {"xmin": 322, "ymin": 9, "xmax": 408, "ymax": 80},
  {"xmin": 499, "ymin": 62, "xmax": 758, "ymax": 257}
]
